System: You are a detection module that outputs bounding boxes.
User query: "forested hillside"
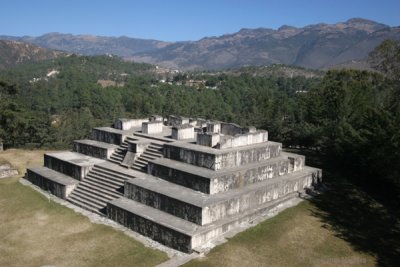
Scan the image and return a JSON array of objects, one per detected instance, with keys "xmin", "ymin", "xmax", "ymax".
[{"xmin": 0, "ymin": 40, "xmax": 399, "ymax": 198}]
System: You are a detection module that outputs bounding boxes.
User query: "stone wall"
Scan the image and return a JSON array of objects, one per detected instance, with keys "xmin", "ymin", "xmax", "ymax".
[
  {"xmin": 107, "ymin": 199, "xmax": 193, "ymax": 252},
  {"xmin": 167, "ymin": 115, "xmax": 189, "ymax": 126},
  {"xmin": 164, "ymin": 141, "xmax": 282, "ymax": 170},
  {"xmin": 44, "ymin": 154, "xmax": 91, "ymax": 180},
  {"xmin": 73, "ymin": 140, "xmax": 117, "ymax": 159},
  {"xmin": 218, "ymin": 131, "xmax": 268, "ymax": 149},
  {"xmin": 196, "ymin": 133, "xmax": 220, "ymax": 147},
  {"xmin": 26, "ymin": 168, "xmax": 78, "ymax": 199},
  {"xmin": 125, "ymin": 181, "xmax": 203, "ymax": 224},
  {"xmin": 206, "ymin": 122, "xmax": 221, "ymax": 133},
  {"xmin": 148, "ymin": 155, "xmax": 304, "ymax": 194},
  {"xmin": 171, "ymin": 125, "xmax": 194, "ymax": 140},
  {"xmin": 142, "ymin": 121, "xmax": 163, "ymax": 134},
  {"xmin": 201, "ymin": 172, "xmax": 314, "ymax": 225},
  {"xmin": 114, "ymin": 118, "xmax": 148, "ymax": 130},
  {"xmin": 148, "ymin": 161, "xmax": 211, "ymax": 193},
  {"xmin": 149, "ymin": 115, "xmax": 163, "ymax": 122},
  {"xmin": 92, "ymin": 128, "xmax": 124, "ymax": 145}
]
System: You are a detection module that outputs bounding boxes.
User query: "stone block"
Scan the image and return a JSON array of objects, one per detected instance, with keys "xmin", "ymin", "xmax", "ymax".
[
  {"xmin": 107, "ymin": 198, "xmax": 194, "ymax": 253},
  {"xmin": 73, "ymin": 139, "xmax": 118, "ymax": 159},
  {"xmin": 220, "ymin": 122, "xmax": 243, "ymax": 135},
  {"xmin": 149, "ymin": 115, "xmax": 163, "ymax": 122},
  {"xmin": 196, "ymin": 132, "xmax": 220, "ymax": 147},
  {"xmin": 26, "ymin": 167, "xmax": 79, "ymax": 199},
  {"xmin": 127, "ymin": 140, "xmax": 150, "ymax": 153},
  {"xmin": 114, "ymin": 118, "xmax": 148, "ymax": 130},
  {"xmin": 171, "ymin": 124, "xmax": 194, "ymax": 140},
  {"xmin": 206, "ymin": 122, "xmax": 221, "ymax": 133},
  {"xmin": 167, "ymin": 115, "xmax": 189, "ymax": 126},
  {"xmin": 92, "ymin": 127, "xmax": 128, "ymax": 145},
  {"xmin": 286, "ymin": 152, "xmax": 306, "ymax": 173},
  {"xmin": 44, "ymin": 152, "xmax": 104, "ymax": 180},
  {"xmin": 142, "ymin": 121, "xmax": 163, "ymax": 134},
  {"xmin": 218, "ymin": 131, "xmax": 268, "ymax": 149}
]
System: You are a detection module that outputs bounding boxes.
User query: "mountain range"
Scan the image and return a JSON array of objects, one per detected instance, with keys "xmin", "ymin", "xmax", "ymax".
[
  {"xmin": 1, "ymin": 18, "xmax": 399, "ymax": 70},
  {"xmin": 0, "ymin": 40, "xmax": 65, "ymax": 69}
]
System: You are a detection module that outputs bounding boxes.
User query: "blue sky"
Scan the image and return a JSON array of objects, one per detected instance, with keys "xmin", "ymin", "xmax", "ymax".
[{"xmin": 1, "ymin": 0, "xmax": 399, "ymax": 41}]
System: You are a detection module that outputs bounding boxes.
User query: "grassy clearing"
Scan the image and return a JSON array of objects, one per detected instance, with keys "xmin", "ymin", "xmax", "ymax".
[
  {"xmin": 185, "ymin": 199, "xmax": 376, "ymax": 267},
  {"xmin": 0, "ymin": 149, "xmax": 168, "ymax": 267}
]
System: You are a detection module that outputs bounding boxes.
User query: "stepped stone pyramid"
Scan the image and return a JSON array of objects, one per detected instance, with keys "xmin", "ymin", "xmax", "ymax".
[{"xmin": 25, "ymin": 115, "xmax": 322, "ymax": 252}]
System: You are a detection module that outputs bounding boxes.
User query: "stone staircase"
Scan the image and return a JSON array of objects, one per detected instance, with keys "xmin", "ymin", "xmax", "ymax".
[
  {"xmin": 108, "ymin": 140, "xmax": 128, "ymax": 165},
  {"xmin": 67, "ymin": 163, "xmax": 134, "ymax": 215},
  {"xmin": 131, "ymin": 142, "xmax": 163, "ymax": 172}
]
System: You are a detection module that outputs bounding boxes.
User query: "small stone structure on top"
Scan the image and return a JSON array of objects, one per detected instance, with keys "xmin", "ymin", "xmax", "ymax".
[{"xmin": 23, "ymin": 114, "xmax": 322, "ymax": 253}]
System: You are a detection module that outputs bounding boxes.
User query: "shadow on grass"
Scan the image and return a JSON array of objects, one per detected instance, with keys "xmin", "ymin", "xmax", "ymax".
[
  {"xmin": 286, "ymin": 148, "xmax": 400, "ymax": 266},
  {"xmin": 309, "ymin": 173, "xmax": 400, "ymax": 267}
]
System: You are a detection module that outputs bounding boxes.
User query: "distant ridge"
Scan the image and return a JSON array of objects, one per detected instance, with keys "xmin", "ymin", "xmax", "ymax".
[
  {"xmin": 1, "ymin": 18, "xmax": 399, "ymax": 70},
  {"xmin": 0, "ymin": 40, "xmax": 65, "ymax": 68}
]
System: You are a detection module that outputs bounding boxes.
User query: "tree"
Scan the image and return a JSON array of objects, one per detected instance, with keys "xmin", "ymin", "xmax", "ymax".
[{"xmin": 369, "ymin": 39, "xmax": 400, "ymax": 80}]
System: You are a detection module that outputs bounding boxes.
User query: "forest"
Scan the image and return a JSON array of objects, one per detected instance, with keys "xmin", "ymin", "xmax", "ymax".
[{"xmin": 0, "ymin": 40, "xmax": 399, "ymax": 200}]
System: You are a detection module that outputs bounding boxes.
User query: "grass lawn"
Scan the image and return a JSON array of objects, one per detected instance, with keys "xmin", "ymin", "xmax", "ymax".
[
  {"xmin": 185, "ymin": 199, "xmax": 377, "ymax": 267},
  {"xmin": 0, "ymin": 149, "xmax": 169, "ymax": 267}
]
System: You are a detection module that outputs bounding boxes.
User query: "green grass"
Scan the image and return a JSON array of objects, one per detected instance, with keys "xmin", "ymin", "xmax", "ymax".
[
  {"xmin": 185, "ymin": 200, "xmax": 376, "ymax": 267},
  {"xmin": 0, "ymin": 149, "xmax": 168, "ymax": 267}
]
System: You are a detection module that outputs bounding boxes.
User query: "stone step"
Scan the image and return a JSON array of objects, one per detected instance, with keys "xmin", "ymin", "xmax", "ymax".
[
  {"xmin": 124, "ymin": 167, "xmax": 319, "ymax": 225},
  {"xmin": 126, "ymin": 136, "xmax": 137, "ymax": 141},
  {"xmin": 68, "ymin": 194, "xmax": 104, "ymax": 213},
  {"xmin": 83, "ymin": 176, "xmax": 122, "ymax": 191},
  {"xmin": 147, "ymin": 146, "xmax": 163, "ymax": 152},
  {"xmin": 131, "ymin": 165, "xmax": 146, "ymax": 172},
  {"xmin": 85, "ymin": 173, "xmax": 124, "ymax": 188},
  {"xmin": 133, "ymin": 161, "xmax": 146, "ymax": 168},
  {"xmin": 77, "ymin": 183, "xmax": 121, "ymax": 199},
  {"xmin": 143, "ymin": 150, "xmax": 163, "ymax": 158},
  {"xmin": 110, "ymin": 155, "xmax": 124, "ymax": 161},
  {"xmin": 80, "ymin": 180, "xmax": 122, "ymax": 198},
  {"xmin": 94, "ymin": 163, "xmax": 137, "ymax": 179},
  {"xmin": 72, "ymin": 186, "xmax": 113, "ymax": 204},
  {"xmin": 140, "ymin": 154, "xmax": 159, "ymax": 161},
  {"xmin": 68, "ymin": 199, "xmax": 103, "ymax": 216},
  {"xmin": 149, "ymin": 142, "xmax": 164, "ymax": 147},
  {"xmin": 108, "ymin": 158, "xmax": 122, "ymax": 165},
  {"xmin": 148, "ymin": 153, "xmax": 304, "ymax": 194},
  {"xmin": 135, "ymin": 158, "xmax": 148, "ymax": 164},
  {"xmin": 69, "ymin": 189, "xmax": 108, "ymax": 207},
  {"xmin": 113, "ymin": 149, "xmax": 126, "ymax": 155},
  {"xmin": 90, "ymin": 168, "xmax": 128, "ymax": 182}
]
